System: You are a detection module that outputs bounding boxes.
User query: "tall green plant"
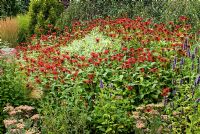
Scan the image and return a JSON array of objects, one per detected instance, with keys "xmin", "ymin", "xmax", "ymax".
[
  {"xmin": 28, "ymin": 0, "xmax": 64, "ymax": 35},
  {"xmin": 40, "ymin": 85, "xmax": 90, "ymax": 134},
  {"xmin": 0, "ymin": 59, "xmax": 30, "ymax": 134},
  {"xmin": 17, "ymin": 14, "xmax": 30, "ymax": 43}
]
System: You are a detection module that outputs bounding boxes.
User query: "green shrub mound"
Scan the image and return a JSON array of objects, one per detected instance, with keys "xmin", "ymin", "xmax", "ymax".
[{"xmin": 28, "ymin": 0, "xmax": 64, "ymax": 35}]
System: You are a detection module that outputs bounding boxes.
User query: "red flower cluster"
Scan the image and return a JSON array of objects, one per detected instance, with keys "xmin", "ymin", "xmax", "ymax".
[
  {"xmin": 161, "ymin": 87, "xmax": 170, "ymax": 97},
  {"xmin": 15, "ymin": 16, "xmax": 192, "ymax": 87}
]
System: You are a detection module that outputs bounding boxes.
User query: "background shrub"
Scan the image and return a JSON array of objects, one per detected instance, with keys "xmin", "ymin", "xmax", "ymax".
[
  {"xmin": 0, "ymin": 0, "xmax": 30, "ymax": 19},
  {"xmin": 28, "ymin": 0, "xmax": 64, "ymax": 35},
  {"xmin": 56, "ymin": 0, "xmax": 200, "ymax": 32}
]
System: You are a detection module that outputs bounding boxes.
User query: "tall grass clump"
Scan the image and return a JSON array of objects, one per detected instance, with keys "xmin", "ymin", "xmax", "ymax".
[
  {"xmin": 0, "ymin": 18, "xmax": 19, "ymax": 47},
  {"xmin": 17, "ymin": 14, "xmax": 30, "ymax": 43}
]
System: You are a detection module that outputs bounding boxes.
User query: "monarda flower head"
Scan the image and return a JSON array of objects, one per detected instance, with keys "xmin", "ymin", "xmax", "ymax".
[{"xmin": 161, "ymin": 87, "xmax": 170, "ymax": 97}]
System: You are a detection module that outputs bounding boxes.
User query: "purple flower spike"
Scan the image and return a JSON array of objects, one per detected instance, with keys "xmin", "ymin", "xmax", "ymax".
[
  {"xmin": 180, "ymin": 57, "xmax": 184, "ymax": 65},
  {"xmin": 183, "ymin": 37, "xmax": 188, "ymax": 50},
  {"xmin": 194, "ymin": 75, "xmax": 200, "ymax": 87},
  {"xmin": 172, "ymin": 62, "xmax": 176, "ymax": 70},
  {"xmin": 191, "ymin": 63, "xmax": 194, "ymax": 70},
  {"xmin": 180, "ymin": 79, "xmax": 183, "ymax": 85},
  {"xmin": 172, "ymin": 90, "xmax": 176, "ymax": 95},
  {"xmin": 196, "ymin": 75, "xmax": 200, "ymax": 84},
  {"xmin": 191, "ymin": 54, "xmax": 195, "ymax": 60},
  {"xmin": 196, "ymin": 98, "xmax": 200, "ymax": 103},
  {"xmin": 187, "ymin": 49, "xmax": 191, "ymax": 57},
  {"xmin": 100, "ymin": 80, "xmax": 104, "ymax": 88},
  {"xmin": 195, "ymin": 47, "xmax": 198, "ymax": 55},
  {"xmin": 174, "ymin": 56, "xmax": 177, "ymax": 65}
]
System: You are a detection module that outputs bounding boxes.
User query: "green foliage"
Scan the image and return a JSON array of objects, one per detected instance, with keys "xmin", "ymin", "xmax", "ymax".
[
  {"xmin": 157, "ymin": 0, "xmax": 200, "ymax": 31},
  {"xmin": 14, "ymin": 15, "xmax": 200, "ymax": 133},
  {"xmin": 91, "ymin": 87, "xmax": 135, "ymax": 133},
  {"xmin": 164, "ymin": 42, "xmax": 200, "ymax": 133},
  {"xmin": 17, "ymin": 14, "xmax": 30, "ymax": 43},
  {"xmin": 28, "ymin": 0, "xmax": 64, "ymax": 35},
  {"xmin": 0, "ymin": 0, "xmax": 30, "ymax": 19},
  {"xmin": 39, "ymin": 85, "xmax": 89, "ymax": 134},
  {"xmin": 0, "ymin": 59, "xmax": 30, "ymax": 134},
  {"xmin": 56, "ymin": 0, "xmax": 200, "ymax": 32}
]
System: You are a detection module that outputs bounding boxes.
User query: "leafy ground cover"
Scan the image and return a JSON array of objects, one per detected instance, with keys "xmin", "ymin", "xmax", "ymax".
[{"xmin": 1, "ymin": 16, "xmax": 200, "ymax": 133}]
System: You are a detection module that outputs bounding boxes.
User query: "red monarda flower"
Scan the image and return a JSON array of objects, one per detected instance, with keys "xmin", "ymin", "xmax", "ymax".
[
  {"xmin": 149, "ymin": 68, "xmax": 158, "ymax": 73},
  {"xmin": 35, "ymin": 76, "xmax": 41, "ymax": 84},
  {"xmin": 161, "ymin": 87, "xmax": 170, "ymax": 96},
  {"xmin": 88, "ymin": 73, "xmax": 95, "ymax": 80},
  {"xmin": 122, "ymin": 47, "xmax": 128, "ymax": 51},
  {"xmin": 96, "ymin": 38, "xmax": 100, "ymax": 43},
  {"xmin": 83, "ymin": 79, "xmax": 90, "ymax": 84},
  {"xmin": 140, "ymin": 68, "xmax": 145, "ymax": 73},
  {"xmin": 145, "ymin": 106, "xmax": 152, "ymax": 113},
  {"xmin": 127, "ymin": 86, "xmax": 133, "ymax": 91},
  {"xmin": 104, "ymin": 49, "xmax": 109, "ymax": 54},
  {"xmin": 179, "ymin": 16, "xmax": 188, "ymax": 21},
  {"xmin": 91, "ymin": 52, "xmax": 99, "ymax": 58},
  {"xmin": 79, "ymin": 56, "xmax": 85, "ymax": 61}
]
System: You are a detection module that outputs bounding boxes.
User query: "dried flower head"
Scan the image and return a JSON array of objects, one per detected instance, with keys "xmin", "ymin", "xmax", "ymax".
[
  {"xmin": 31, "ymin": 114, "xmax": 40, "ymax": 121},
  {"xmin": 3, "ymin": 119, "xmax": 17, "ymax": 128},
  {"xmin": 161, "ymin": 115, "xmax": 168, "ymax": 120},
  {"xmin": 15, "ymin": 105, "xmax": 34, "ymax": 111},
  {"xmin": 10, "ymin": 129, "xmax": 20, "ymax": 134},
  {"xmin": 3, "ymin": 104, "xmax": 14, "ymax": 112},
  {"xmin": 8, "ymin": 110, "xmax": 17, "ymax": 116},
  {"xmin": 172, "ymin": 111, "xmax": 180, "ymax": 117},
  {"xmin": 16, "ymin": 123, "xmax": 25, "ymax": 129},
  {"xmin": 136, "ymin": 120, "xmax": 145, "ymax": 129},
  {"xmin": 148, "ymin": 109, "xmax": 159, "ymax": 115},
  {"xmin": 136, "ymin": 105, "xmax": 145, "ymax": 111},
  {"xmin": 146, "ymin": 103, "xmax": 155, "ymax": 107},
  {"xmin": 154, "ymin": 103, "xmax": 164, "ymax": 108},
  {"xmin": 25, "ymin": 129, "xmax": 35, "ymax": 134},
  {"xmin": 132, "ymin": 111, "xmax": 140, "ymax": 119}
]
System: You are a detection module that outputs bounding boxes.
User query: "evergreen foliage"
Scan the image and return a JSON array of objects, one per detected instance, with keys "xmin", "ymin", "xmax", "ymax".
[{"xmin": 28, "ymin": 0, "xmax": 64, "ymax": 35}]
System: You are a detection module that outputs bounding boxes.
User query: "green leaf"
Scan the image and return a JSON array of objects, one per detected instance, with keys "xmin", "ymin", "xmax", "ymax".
[{"xmin": 105, "ymin": 128, "xmax": 112, "ymax": 133}]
